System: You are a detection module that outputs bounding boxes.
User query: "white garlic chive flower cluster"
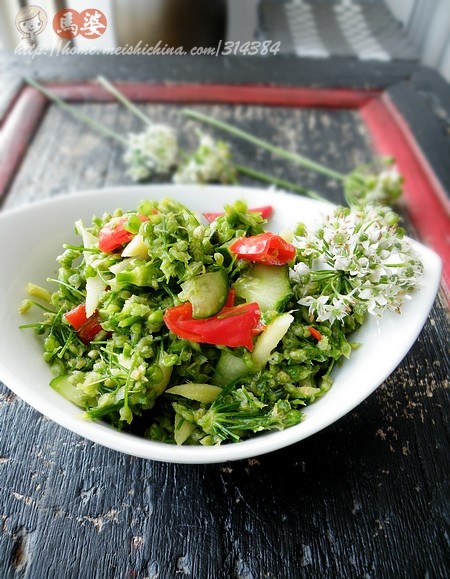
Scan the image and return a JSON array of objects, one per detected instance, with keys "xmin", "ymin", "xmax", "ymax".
[
  {"xmin": 123, "ymin": 126, "xmax": 236, "ymax": 185},
  {"xmin": 344, "ymin": 158, "xmax": 404, "ymax": 208},
  {"xmin": 173, "ymin": 133, "xmax": 236, "ymax": 185},
  {"xmin": 290, "ymin": 205, "xmax": 424, "ymax": 323},
  {"xmin": 123, "ymin": 124, "xmax": 179, "ymax": 182}
]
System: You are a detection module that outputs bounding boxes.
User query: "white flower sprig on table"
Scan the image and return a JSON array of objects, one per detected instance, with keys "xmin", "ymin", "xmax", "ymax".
[
  {"xmin": 290, "ymin": 204, "xmax": 424, "ymax": 321},
  {"xmin": 123, "ymin": 124, "xmax": 179, "ymax": 182},
  {"xmin": 25, "ymin": 77, "xmax": 238, "ymax": 187},
  {"xmin": 97, "ymin": 77, "xmax": 316, "ymax": 194},
  {"xmin": 173, "ymin": 132, "xmax": 237, "ymax": 185},
  {"xmin": 26, "ymin": 77, "xmax": 175, "ymax": 181},
  {"xmin": 183, "ymin": 108, "xmax": 406, "ymax": 209},
  {"xmin": 96, "ymin": 76, "xmax": 237, "ymax": 185},
  {"xmin": 25, "ymin": 77, "xmax": 406, "ymax": 208},
  {"xmin": 92, "ymin": 76, "xmax": 181, "ymax": 181},
  {"xmin": 344, "ymin": 160, "xmax": 404, "ymax": 208},
  {"xmin": 24, "ymin": 77, "xmax": 325, "ymax": 200}
]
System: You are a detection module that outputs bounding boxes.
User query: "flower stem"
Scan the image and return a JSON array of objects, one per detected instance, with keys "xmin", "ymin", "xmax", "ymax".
[
  {"xmin": 97, "ymin": 75, "xmax": 153, "ymax": 126},
  {"xmin": 25, "ymin": 77, "xmax": 128, "ymax": 146},
  {"xmin": 235, "ymin": 164, "xmax": 328, "ymax": 203},
  {"xmin": 183, "ymin": 108, "xmax": 345, "ymax": 182}
]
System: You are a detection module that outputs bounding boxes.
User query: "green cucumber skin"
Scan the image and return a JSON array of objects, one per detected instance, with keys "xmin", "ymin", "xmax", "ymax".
[
  {"xmin": 233, "ymin": 264, "xmax": 292, "ymax": 315},
  {"xmin": 180, "ymin": 269, "xmax": 229, "ymax": 319},
  {"xmin": 213, "ymin": 349, "xmax": 250, "ymax": 386},
  {"xmin": 50, "ymin": 375, "xmax": 85, "ymax": 407}
]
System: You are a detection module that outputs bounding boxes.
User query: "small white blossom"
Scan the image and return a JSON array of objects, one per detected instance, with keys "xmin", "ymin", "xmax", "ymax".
[
  {"xmin": 292, "ymin": 205, "xmax": 423, "ymax": 321},
  {"xmin": 173, "ymin": 133, "xmax": 236, "ymax": 185},
  {"xmin": 334, "ymin": 255, "xmax": 351, "ymax": 271},
  {"xmin": 298, "ymin": 294, "xmax": 353, "ymax": 325},
  {"xmin": 290, "ymin": 261, "xmax": 310, "ymax": 279},
  {"xmin": 123, "ymin": 124, "xmax": 179, "ymax": 182}
]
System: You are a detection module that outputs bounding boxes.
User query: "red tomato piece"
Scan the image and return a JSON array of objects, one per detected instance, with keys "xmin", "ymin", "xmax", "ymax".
[
  {"xmin": 230, "ymin": 232, "xmax": 296, "ymax": 265},
  {"xmin": 64, "ymin": 303, "xmax": 103, "ymax": 343},
  {"xmin": 224, "ymin": 288, "xmax": 236, "ymax": 307},
  {"xmin": 307, "ymin": 326, "xmax": 322, "ymax": 341},
  {"xmin": 163, "ymin": 301, "xmax": 263, "ymax": 351},
  {"xmin": 98, "ymin": 214, "xmax": 149, "ymax": 253},
  {"xmin": 77, "ymin": 314, "xmax": 103, "ymax": 344},
  {"xmin": 64, "ymin": 303, "xmax": 89, "ymax": 331},
  {"xmin": 202, "ymin": 205, "xmax": 273, "ymax": 223}
]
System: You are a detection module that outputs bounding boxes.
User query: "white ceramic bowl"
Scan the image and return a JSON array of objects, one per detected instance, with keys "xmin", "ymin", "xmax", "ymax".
[{"xmin": 0, "ymin": 185, "xmax": 442, "ymax": 463}]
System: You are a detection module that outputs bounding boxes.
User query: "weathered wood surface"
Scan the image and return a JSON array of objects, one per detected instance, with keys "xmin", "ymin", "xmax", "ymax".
[
  {"xmin": 0, "ymin": 52, "xmax": 418, "ymax": 89},
  {"xmin": 0, "ymin": 55, "xmax": 449, "ymax": 579}
]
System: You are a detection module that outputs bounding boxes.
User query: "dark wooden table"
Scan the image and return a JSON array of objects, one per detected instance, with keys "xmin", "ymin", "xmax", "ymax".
[{"xmin": 0, "ymin": 53, "xmax": 449, "ymax": 579}]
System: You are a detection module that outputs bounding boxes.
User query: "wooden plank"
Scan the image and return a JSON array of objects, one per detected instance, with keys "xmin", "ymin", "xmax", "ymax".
[
  {"xmin": 360, "ymin": 95, "xmax": 450, "ymax": 296},
  {"xmin": 0, "ymin": 53, "xmax": 418, "ymax": 88},
  {"xmin": 387, "ymin": 79, "xmax": 450, "ymax": 203},
  {"xmin": 0, "ymin": 87, "xmax": 47, "ymax": 202},
  {"xmin": 46, "ymin": 82, "xmax": 379, "ymax": 108},
  {"xmin": 0, "ymin": 76, "xmax": 23, "ymax": 125}
]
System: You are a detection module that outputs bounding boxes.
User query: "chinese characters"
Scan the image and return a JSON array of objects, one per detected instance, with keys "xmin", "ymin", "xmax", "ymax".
[{"xmin": 53, "ymin": 8, "xmax": 107, "ymax": 40}]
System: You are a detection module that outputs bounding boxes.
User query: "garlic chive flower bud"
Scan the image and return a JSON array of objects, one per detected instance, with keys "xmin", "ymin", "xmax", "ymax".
[
  {"xmin": 344, "ymin": 159, "xmax": 404, "ymax": 208},
  {"xmin": 173, "ymin": 133, "xmax": 236, "ymax": 185},
  {"xmin": 123, "ymin": 124, "xmax": 179, "ymax": 182},
  {"xmin": 292, "ymin": 205, "xmax": 424, "ymax": 321}
]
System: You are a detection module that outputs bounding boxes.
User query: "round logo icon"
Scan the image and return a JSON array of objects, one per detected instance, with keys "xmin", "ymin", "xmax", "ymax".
[
  {"xmin": 53, "ymin": 9, "xmax": 81, "ymax": 40},
  {"xmin": 79, "ymin": 9, "xmax": 107, "ymax": 39},
  {"xmin": 15, "ymin": 5, "xmax": 48, "ymax": 46},
  {"xmin": 52, "ymin": 8, "xmax": 107, "ymax": 40}
]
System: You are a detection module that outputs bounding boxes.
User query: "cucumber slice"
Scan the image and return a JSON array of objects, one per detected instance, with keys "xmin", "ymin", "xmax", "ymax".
[
  {"xmin": 233, "ymin": 264, "xmax": 292, "ymax": 315},
  {"xmin": 153, "ymin": 364, "xmax": 173, "ymax": 396},
  {"xmin": 252, "ymin": 313, "xmax": 294, "ymax": 369},
  {"xmin": 166, "ymin": 383, "xmax": 222, "ymax": 404},
  {"xmin": 179, "ymin": 269, "xmax": 229, "ymax": 319},
  {"xmin": 121, "ymin": 234, "xmax": 149, "ymax": 259},
  {"xmin": 213, "ymin": 349, "xmax": 250, "ymax": 386},
  {"xmin": 174, "ymin": 415, "xmax": 196, "ymax": 445},
  {"xmin": 50, "ymin": 375, "xmax": 85, "ymax": 407},
  {"xmin": 216, "ymin": 237, "xmax": 239, "ymax": 266}
]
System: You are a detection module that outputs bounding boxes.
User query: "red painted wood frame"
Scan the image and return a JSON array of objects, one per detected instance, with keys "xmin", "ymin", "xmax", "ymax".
[{"xmin": 0, "ymin": 82, "xmax": 448, "ymax": 295}]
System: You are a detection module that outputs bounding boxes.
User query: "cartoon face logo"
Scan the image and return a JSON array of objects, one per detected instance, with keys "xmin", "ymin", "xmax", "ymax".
[{"xmin": 15, "ymin": 6, "xmax": 48, "ymax": 46}]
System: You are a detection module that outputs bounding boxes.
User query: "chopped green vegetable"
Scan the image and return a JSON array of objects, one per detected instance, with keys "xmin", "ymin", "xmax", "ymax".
[
  {"xmin": 212, "ymin": 349, "xmax": 251, "ymax": 386},
  {"xmin": 19, "ymin": 197, "xmax": 422, "ymax": 446},
  {"xmin": 26, "ymin": 282, "xmax": 52, "ymax": 303}
]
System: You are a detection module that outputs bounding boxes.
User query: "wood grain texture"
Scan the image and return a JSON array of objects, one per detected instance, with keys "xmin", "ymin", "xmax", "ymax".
[
  {"xmin": 0, "ymin": 87, "xmax": 47, "ymax": 201},
  {"xmin": 0, "ymin": 53, "xmax": 418, "ymax": 89},
  {"xmin": 360, "ymin": 95, "xmax": 450, "ymax": 295},
  {"xmin": 2, "ymin": 103, "xmax": 373, "ymax": 210},
  {"xmin": 44, "ymin": 82, "xmax": 379, "ymax": 109},
  {"xmin": 0, "ymin": 73, "xmax": 23, "ymax": 123},
  {"xmin": 0, "ymin": 57, "xmax": 449, "ymax": 579}
]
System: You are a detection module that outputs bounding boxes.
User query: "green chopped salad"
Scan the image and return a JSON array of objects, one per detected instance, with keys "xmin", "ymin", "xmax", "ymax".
[{"xmin": 19, "ymin": 197, "xmax": 423, "ymax": 446}]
